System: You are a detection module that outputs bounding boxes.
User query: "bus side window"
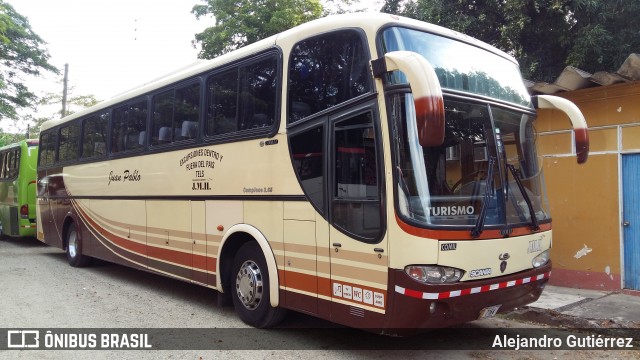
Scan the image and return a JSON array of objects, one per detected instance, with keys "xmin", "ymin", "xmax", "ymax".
[
  {"xmin": 175, "ymin": 83, "xmax": 200, "ymax": 141},
  {"xmin": 112, "ymin": 100, "xmax": 147, "ymax": 153},
  {"xmin": 39, "ymin": 131, "xmax": 57, "ymax": 167},
  {"xmin": 207, "ymin": 69, "xmax": 238, "ymax": 136},
  {"xmin": 81, "ymin": 112, "xmax": 108, "ymax": 159},
  {"xmin": 288, "ymin": 30, "xmax": 371, "ymax": 124},
  {"xmin": 58, "ymin": 123, "xmax": 80, "ymax": 163},
  {"xmin": 206, "ymin": 53, "xmax": 277, "ymax": 138},
  {"xmin": 9, "ymin": 149, "xmax": 20, "ymax": 178},
  {"xmin": 152, "ymin": 90, "xmax": 174, "ymax": 146}
]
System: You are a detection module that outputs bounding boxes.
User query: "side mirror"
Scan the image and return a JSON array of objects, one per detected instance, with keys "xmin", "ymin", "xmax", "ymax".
[
  {"xmin": 532, "ymin": 95, "xmax": 589, "ymax": 164},
  {"xmin": 371, "ymin": 51, "xmax": 445, "ymax": 147}
]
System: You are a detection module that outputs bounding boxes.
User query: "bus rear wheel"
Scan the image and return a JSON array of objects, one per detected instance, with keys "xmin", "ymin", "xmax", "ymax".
[
  {"xmin": 231, "ymin": 242, "xmax": 286, "ymax": 328},
  {"xmin": 66, "ymin": 222, "xmax": 91, "ymax": 267}
]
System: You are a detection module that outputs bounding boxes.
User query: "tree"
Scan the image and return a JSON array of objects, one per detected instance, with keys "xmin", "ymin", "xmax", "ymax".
[
  {"xmin": 0, "ymin": 1, "xmax": 58, "ymax": 120},
  {"xmin": 381, "ymin": 0, "xmax": 640, "ymax": 82},
  {"xmin": 192, "ymin": 0, "xmax": 323, "ymax": 58}
]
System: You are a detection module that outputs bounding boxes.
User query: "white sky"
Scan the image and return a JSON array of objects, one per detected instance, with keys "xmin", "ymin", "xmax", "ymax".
[
  {"xmin": 5, "ymin": 0, "xmax": 382, "ymax": 132},
  {"xmin": 11, "ymin": 0, "xmax": 209, "ymax": 102}
]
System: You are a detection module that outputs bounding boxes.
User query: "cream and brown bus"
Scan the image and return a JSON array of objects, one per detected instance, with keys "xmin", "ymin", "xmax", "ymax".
[{"xmin": 36, "ymin": 13, "xmax": 588, "ymax": 334}]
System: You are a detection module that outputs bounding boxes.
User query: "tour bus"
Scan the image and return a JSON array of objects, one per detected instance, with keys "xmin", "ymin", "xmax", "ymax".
[
  {"xmin": 37, "ymin": 13, "xmax": 588, "ymax": 333},
  {"xmin": 0, "ymin": 139, "xmax": 38, "ymax": 238}
]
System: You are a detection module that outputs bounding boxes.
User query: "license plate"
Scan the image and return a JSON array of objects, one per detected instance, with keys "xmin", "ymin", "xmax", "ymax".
[{"xmin": 478, "ymin": 304, "xmax": 501, "ymax": 320}]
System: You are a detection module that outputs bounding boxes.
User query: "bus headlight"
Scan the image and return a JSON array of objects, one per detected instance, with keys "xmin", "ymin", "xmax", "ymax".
[
  {"xmin": 532, "ymin": 250, "xmax": 550, "ymax": 268},
  {"xmin": 405, "ymin": 265, "xmax": 464, "ymax": 284}
]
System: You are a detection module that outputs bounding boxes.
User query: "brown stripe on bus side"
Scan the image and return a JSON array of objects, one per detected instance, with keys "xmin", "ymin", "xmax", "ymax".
[
  {"xmin": 331, "ymin": 248, "xmax": 388, "ymax": 264},
  {"xmin": 283, "ymin": 256, "xmax": 318, "ymax": 273},
  {"xmin": 330, "ymin": 262, "xmax": 388, "ymax": 286},
  {"xmin": 84, "ymin": 202, "xmax": 209, "ymax": 249},
  {"xmin": 76, "ymin": 201, "xmax": 217, "ymax": 272}
]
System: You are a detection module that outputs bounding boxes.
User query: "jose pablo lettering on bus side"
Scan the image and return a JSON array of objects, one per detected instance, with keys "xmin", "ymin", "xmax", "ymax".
[{"xmin": 108, "ymin": 170, "xmax": 141, "ymax": 185}]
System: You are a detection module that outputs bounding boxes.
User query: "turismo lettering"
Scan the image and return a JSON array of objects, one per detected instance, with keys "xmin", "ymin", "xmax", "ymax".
[{"xmin": 428, "ymin": 205, "xmax": 474, "ymax": 216}]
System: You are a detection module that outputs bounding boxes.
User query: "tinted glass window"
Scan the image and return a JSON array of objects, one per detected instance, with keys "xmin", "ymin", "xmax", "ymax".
[
  {"xmin": 39, "ymin": 131, "xmax": 56, "ymax": 167},
  {"xmin": 288, "ymin": 30, "xmax": 371, "ymax": 124},
  {"xmin": 151, "ymin": 83, "xmax": 201, "ymax": 146},
  {"xmin": 81, "ymin": 111, "xmax": 109, "ymax": 159},
  {"xmin": 332, "ymin": 112, "xmax": 381, "ymax": 241},
  {"xmin": 381, "ymin": 27, "xmax": 531, "ymax": 107},
  {"xmin": 152, "ymin": 90, "xmax": 174, "ymax": 145},
  {"xmin": 58, "ymin": 123, "xmax": 80, "ymax": 162},
  {"xmin": 111, "ymin": 99, "xmax": 147, "ymax": 153},
  {"xmin": 206, "ymin": 55, "xmax": 278, "ymax": 138},
  {"xmin": 290, "ymin": 125, "xmax": 325, "ymax": 214},
  {"xmin": 174, "ymin": 83, "xmax": 200, "ymax": 140},
  {"xmin": 0, "ymin": 149, "xmax": 19, "ymax": 179}
]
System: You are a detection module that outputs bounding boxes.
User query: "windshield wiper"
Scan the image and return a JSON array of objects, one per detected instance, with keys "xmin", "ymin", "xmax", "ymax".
[
  {"xmin": 471, "ymin": 156, "xmax": 496, "ymax": 238},
  {"xmin": 506, "ymin": 164, "xmax": 540, "ymax": 231}
]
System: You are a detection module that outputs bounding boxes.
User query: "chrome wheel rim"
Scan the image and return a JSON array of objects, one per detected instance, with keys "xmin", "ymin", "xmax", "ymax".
[
  {"xmin": 68, "ymin": 230, "xmax": 78, "ymax": 258},
  {"xmin": 235, "ymin": 260, "xmax": 263, "ymax": 310}
]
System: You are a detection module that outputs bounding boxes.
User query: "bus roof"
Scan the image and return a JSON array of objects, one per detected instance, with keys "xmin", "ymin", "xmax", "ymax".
[
  {"xmin": 0, "ymin": 139, "xmax": 39, "ymax": 151},
  {"xmin": 40, "ymin": 12, "xmax": 517, "ymax": 132}
]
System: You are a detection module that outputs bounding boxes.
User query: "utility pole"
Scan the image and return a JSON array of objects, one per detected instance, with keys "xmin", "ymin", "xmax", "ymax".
[{"xmin": 61, "ymin": 63, "xmax": 69, "ymax": 118}]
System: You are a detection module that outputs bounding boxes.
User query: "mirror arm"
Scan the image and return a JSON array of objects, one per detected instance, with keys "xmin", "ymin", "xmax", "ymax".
[
  {"xmin": 532, "ymin": 95, "xmax": 589, "ymax": 164},
  {"xmin": 372, "ymin": 51, "xmax": 445, "ymax": 147}
]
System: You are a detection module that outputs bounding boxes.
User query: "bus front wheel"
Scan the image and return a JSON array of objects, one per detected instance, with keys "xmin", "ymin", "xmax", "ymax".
[
  {"xmin": 66, "ymin": 223, "xmax": 91, "ymax": 267},
  {"xmin": 231, "ymin": 242, "xmax": 286, "ymax": 328}
]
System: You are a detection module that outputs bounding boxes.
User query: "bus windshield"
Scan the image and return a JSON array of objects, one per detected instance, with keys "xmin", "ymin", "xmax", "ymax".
[
  {"xmin": 382, "ymin": 27, "xmax": 550, "ymax": 232},
  {"xmin": 381, "ymin": 26, "xmax": 532, "ymax": 108}
]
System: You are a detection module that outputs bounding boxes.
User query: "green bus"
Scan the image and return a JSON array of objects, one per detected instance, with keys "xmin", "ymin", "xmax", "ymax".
[{"xmin": 0, "ymin": 139, "xmax": 38, "ymax": 238}]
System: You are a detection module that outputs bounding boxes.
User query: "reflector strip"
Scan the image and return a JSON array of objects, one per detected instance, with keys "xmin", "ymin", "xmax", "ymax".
[{"xmin": 395, "ymin": 272, "xmax": 550, "ymax": 300}]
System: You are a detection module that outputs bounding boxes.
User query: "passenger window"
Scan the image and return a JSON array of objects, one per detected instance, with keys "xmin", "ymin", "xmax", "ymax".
[
  {"xmin": 174, "ymin": 83, "xmax": 200, "ymax": 140},
  {"xmin": 111, "ymin": 99, "xmax": 147, "ymax": 153},
  {"xmin": 39, "ymin": 131, "xmax": 57, "ymax": 167},
  {"xmin": 206, "ymin": 54, "xmax": 278, "ymax": 138},
  {"xmin": 81, "ymin": 111, "xmax": 109, "ymax": 159},
  {"xmin": 58, "ymin": 123, "xmax": 80, "ymax": 163},
  {"xmin": 206, "ymin": 70, "xmax": 237, "ymax": 136},
  {"xmin": 288, "ymin": 30, "xmax": 371, "ymax": 124},
  {"xmin": 9, "ymin": 149, "xmax": 20, "ymax": 178},
  {"xmin": 151, "ymin": 83, "xmax": 201, "ymax": 146}
]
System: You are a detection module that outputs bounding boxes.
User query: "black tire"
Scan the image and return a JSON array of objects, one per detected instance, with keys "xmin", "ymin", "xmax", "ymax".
[
  {"xmin": 230, "ymin": 242, "xmax": 286, "ymax": 328},
  {"xmin": 66, "ymin": 222, "xmax": 92, "ymax": 267}
]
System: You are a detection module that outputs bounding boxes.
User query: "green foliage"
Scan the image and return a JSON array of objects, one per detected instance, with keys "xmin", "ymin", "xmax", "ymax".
[
  {"xmin": 192, "ymin": 0, "xmax": 323, "ymax": 58},
  {"xmin": 382, "ymin": 0, "xmax": 640, "ymax": 82},
  {"xmin": 0, "ymin": 1, "xmax": 58, "ymax": 120}
]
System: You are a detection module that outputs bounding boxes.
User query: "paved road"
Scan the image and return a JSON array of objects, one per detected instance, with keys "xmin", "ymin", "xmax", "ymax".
[{"xmin": 0, "ymin": 237, "xmax": 636, "ymax": 359}]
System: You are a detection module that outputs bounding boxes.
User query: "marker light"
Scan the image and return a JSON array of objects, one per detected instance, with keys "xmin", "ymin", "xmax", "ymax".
[
  {"xmin": 405, "ymin": 265, "xmax": 464, "ymax": 284},
  {"xmin": 532, "ymin": 250, "xmax": 550, "ymax": 268}
]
